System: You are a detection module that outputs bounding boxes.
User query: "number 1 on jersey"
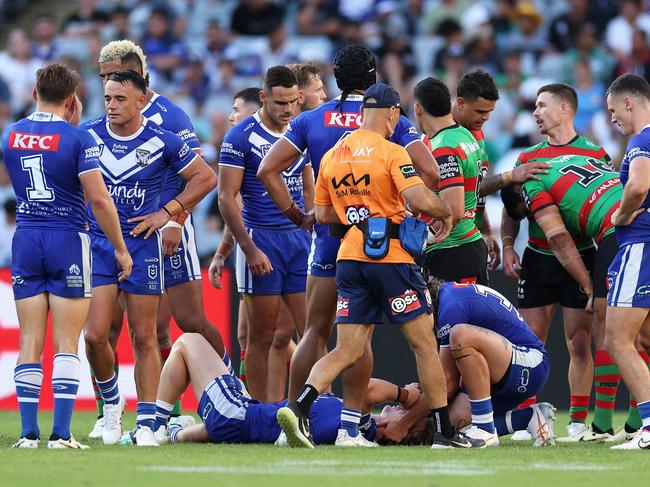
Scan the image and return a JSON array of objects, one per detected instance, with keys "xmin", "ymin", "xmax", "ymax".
[{"xmin": 21, "ymin": 154, "xmax": 54, "ymax": 201}]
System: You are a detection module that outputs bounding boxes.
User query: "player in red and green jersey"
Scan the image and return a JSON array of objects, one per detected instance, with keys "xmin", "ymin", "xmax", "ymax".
[
  {"xmin": 502, "ymin": 153, "xmax": 640, "ymax": 442},
  {"xmin": 414, "ymin": 77, "xmax": 488, "ymax": 285},
  {"xmin": 500, "ymin": 83, "xmax": 612, "ymax": 440},
  {"xmin": 452, "ymin": 70, "xmax": 550, "ymax": 272}
]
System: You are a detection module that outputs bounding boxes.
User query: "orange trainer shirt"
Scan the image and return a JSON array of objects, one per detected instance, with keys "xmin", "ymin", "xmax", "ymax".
[{"xmin": 314, "ymin": 128, "xmax": 424, "ymax": 264}]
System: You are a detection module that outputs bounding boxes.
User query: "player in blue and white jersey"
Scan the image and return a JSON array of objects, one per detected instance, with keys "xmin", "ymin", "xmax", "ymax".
[
  {"xmin": 82, "ymin": 70, "xmax": 216, "ymax": 447},
  {"xmin": 83, "ymin": 40, "xmax": 231, "ymax": 437},
  {"xmin": 3, "ymin": 64, "xmax": 131, "ymax": 449},
  {"xmin": 380, "ymin": 280, "xmax": 554, "ymax": 447},
  {"xmin": 150, "ymin": 333, "xmax": 424, "ymax": 446},
  {"xmin": 218, "ymin": 66, "xmax": 312, "ymax": 402},
  {"xmin": 257, "ymin": 45, "xmax": 441, "ymax": 405},
  {"xmin": 604, "ymin": 74, "xmax": 650, "ymax": 450}
]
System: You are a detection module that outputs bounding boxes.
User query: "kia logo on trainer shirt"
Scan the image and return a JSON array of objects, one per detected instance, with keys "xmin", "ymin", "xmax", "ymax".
[
  {"xmin": 324, "ymin": 111, "xmax": 362, "ymax": 128},
  {"xmin": 9, "ymin": 132, "xmax": 61, "ymax": 151},
  {"xmin": 332, "ymin": 173, "xmax": 370, "ymax": 189}
]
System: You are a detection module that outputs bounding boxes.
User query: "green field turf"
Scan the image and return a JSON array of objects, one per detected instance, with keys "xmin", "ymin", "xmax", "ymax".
[{"xmin": 0, "ymin": 411, "xmax": 648, "ymax": 487}]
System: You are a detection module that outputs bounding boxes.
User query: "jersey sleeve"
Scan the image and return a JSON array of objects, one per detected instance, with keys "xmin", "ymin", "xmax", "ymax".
[
  {"xmin": 75, "ymin": 130, "xmax": 101, "ymax": 176},
  {"xmin": 165, "ymin": 132, "xmax": 199, "ymax": 174},
  {"xmin": 433, "ymin": 147, "xmax": 464, "ymax": 190},
  {"xmin": 388, "ymin": 144, "xmax": 424, "ymax": 193},
  {"xmin": 627, "ymin": 134, "xmax": 650, "ymax": 163},
  {"xmin": 219, "ymin": 127, "xmax": 247, "ymax": 169},
  {"xmin": 521, "ymin": 179, "xmax": 554, "ymax": 213},
  {"xmin": 391, "ymin": 116, "xmax": 420, "ymax": 149},
  {"xmin": 166, "ymin": 107, "xmax": 201, "ymax": 152},
  {"xmin": 283, "ymin": 112, "xmax": 308, "ymax": 153}
]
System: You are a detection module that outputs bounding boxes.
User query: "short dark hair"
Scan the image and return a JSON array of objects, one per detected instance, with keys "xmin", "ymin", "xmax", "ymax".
[
  {"xmin": 457, "ymin": 69, "xmax": 499, "ymax": 102},
  {"xmin": 607, "ymin": 74, "xmax": 650, "ymax": 100},
  {"xmin": 234, "ymin": 87, "xmax": 262, "ymax": 107},
  {"xmin": 500, "ymin": 184, "xmax": 527, "ymax": 220},
  {"xmin": 413, "ymin": 77, "xmax": 451, "ymax": 117},
  {"xmin": 263, "ymin": 65, "xmax": 298, "ymax": 92},
  {"xmin": 538, "ymin": 83, "xmax": 578, "ymax": 112},
  {"xmin": 107, "ymin": 70, "xmax": 147, "ymax": 94},
  {"xmin": 287, "ymin": 62, "xmax": 321, "ymax": 89},
  {"xmin": 35, "ymin": 63, "xmax": 80, "ymax": 103}
]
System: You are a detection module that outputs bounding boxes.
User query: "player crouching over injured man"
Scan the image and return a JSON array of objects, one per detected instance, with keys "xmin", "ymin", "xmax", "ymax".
[{"xmin": 377, "ymin": 279, "xmax": 557, "ymax": 447}]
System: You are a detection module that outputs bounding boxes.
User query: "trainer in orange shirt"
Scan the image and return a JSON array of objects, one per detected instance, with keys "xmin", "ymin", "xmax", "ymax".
[{"xmin": 276, "ymin": 83, "xmax": 484, "ymax": 449}]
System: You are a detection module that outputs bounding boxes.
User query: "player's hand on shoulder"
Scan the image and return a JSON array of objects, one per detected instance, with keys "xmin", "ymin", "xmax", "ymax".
[
  {"xmin": 114, "ymin": 247, "xmax": 133, "ymax": 282},
  {"xmin": 511, "ymin": 162, "xmax": 550, "ymax": 183},
  {"xmin": 129, "ymin": 209, "xmax": 170, "ymax": 239},
  {"xmin": 209, "ymin": 253, "xmax": 225, "ymax": 289},
  {"xmin": 162, "ymin": 226, "xmax": 182, "ymax": 257},
  {"xmin": 502, "ymin": 246, "xmax": 521, "ymax": 280},
  {"xmin": 244, "ymin": 246, "xmax": 273, "ymax": 276}
]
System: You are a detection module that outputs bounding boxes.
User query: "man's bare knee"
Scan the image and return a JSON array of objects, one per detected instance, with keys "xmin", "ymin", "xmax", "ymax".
[{"xmin": 84, "ymin": 328, "xmax": 107, "ymax": 350}]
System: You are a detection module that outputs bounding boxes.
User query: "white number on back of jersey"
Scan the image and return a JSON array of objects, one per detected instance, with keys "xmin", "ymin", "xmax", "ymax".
[{"xmin": 21, "ymin": 154, "xmax": 54, "ymax": 201}]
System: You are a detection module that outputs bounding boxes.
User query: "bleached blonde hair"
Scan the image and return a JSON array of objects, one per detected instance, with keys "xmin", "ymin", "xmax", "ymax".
[{"xmin": 99, "ymin": 40, "xmax": 149, "ymax": 81}]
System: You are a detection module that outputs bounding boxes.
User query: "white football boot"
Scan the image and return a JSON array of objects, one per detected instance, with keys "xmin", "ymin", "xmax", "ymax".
[
  {"xmin": 48, "ymin": 435, "xmax": 89, "ymax": 449},
  {"xmin": 12, "ymin": 437, "xmax": 39, "ymax": 448},
  {"xmin": 334, "ymin": 429, "xmax": 378, "ymax": 447},
  {"xmin": 610, "ymin": 429, "xmax": 650, "ymax": 450},
  {"xmin": 101, "ymin": 395, "xmax": 125, "ymax": 445},
  {"xmin": 88, "ymin": 416, "xmax": 105, "ymax": 439},
  {"xmin": 134, "ymin": 426, "xmax": 159, "ymax": 447},
  {"xmin": 463, "ymin": 425, "xmax": 499, "ymax": 447},
  {"xmin": 527, "ymin": 402, "xmax": 556, "ymax": 446}
]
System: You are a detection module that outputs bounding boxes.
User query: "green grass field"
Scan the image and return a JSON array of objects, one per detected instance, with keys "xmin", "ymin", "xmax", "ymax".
[{"xmin": 1, "ymin": 411, "xmax": 648, "ymax": 487}]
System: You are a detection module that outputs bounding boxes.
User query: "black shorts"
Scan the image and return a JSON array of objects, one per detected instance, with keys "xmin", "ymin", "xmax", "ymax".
[
  {"xmin": 517, "ymin": 246, "xmax": 596, "ymax": 309},
  {"xmin": 594, "ymin": 233, "xmax": 619, "ymax": 299},
  {"xmin": 419, "ymin": 239, "xmax": 489, "ymax": 285}
]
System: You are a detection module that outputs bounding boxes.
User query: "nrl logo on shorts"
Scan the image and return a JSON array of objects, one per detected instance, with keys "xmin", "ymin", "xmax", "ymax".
[
  {"xmin": 136, "ymin": 148, "xmax": 152, "ymax": 167},
  {"xmin": 170, "ymin": 254, "xmax": 182, "ymax": 269},
  {"xmin": 148, "ymin": 264, "xmax": 158, "ymax": 279},
  {"xmin": 68, "ymin": 264, "xmax": 80, "ymax": 276}
]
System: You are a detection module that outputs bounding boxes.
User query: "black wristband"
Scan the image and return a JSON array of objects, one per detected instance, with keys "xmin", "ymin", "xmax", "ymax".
[
  {"xmin": 173, "ymin": 198, "xmax": 186, "ymax": 212},
  {"xmin": 396, "ymin": 386, "xmax": 402, "ymax": 403},
  {"xmin": 162, "ymin": 206, "xmax": 172, "ymax": 216}
]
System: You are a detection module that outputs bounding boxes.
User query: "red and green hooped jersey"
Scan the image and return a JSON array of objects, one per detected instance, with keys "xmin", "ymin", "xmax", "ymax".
[
  {"xmin": 515, "ymin": 135, "xmax": 610, "ymax": 254},
  {"xmin": 424, "ymin": 124, "xmax": 483, "ymax": 251},
  {"xmin": 522, "ymin": 154, "xmax": 621, "ymax": 245},
  {"xmin": 471, "ymin": 129, "xmax": 489, "ymax": 229}
]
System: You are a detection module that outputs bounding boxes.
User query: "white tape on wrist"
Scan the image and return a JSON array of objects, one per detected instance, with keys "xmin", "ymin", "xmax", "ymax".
[{"xmin": 162, "ymin": 221, "xmax": 183, "ymax": 230}]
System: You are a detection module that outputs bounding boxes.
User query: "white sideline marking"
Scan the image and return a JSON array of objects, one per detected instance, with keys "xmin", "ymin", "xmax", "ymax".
[
  {"xmin": 142, "ymin": 460, "xmax": 622, "ymax": 477},
  {"xmin": 143, "ymin": 460, "xmax": 492, "ymax": 477}
]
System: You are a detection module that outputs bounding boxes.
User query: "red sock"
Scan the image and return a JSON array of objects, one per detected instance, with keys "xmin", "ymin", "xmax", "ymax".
[
  {"xmin": 569, "ymin": 395, "xmax": 590, "ymax": 423},
  {"xmin": 518, "ymin": 396, "xmax": 537, "ymax": 409}
]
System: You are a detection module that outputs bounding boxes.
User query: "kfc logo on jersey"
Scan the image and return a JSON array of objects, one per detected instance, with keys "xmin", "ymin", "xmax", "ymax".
[
  {"xmin": 9, "ymin": 132, "xmax": 61, "ymax": 151},
  {"xmin": 389, "ymin": 290, "xmax": 421, "ymax": 315},
  {"xmin": 324, "ymin": 111, "xmax": 362, "ymax": 128},
  {"xmin": 336, "ymin": 297, "xmax": 349, "ymax": 317}
]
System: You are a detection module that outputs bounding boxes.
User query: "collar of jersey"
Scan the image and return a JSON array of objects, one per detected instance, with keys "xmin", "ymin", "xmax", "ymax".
[
  {"xmin": 254, "ymin": 111, "xmax": 286, "ymax": 136},
  {"xmin": 141, "ymin": 91, "xmax": 159, "ymax": 113},
  {"xmin": 28, "ymin": 112, "xmax": 65, "ymax": 122},
  {"xmin": 105, "ymin": 117, "xmax": 147, "ymax": 141},
  {"xmin": 334, "ymin": 94, "xmax": 363, "ymax": 101}
]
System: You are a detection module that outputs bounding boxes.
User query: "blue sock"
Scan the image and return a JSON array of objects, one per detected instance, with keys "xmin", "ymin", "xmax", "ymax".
[
  {"xmin": 96, "ymin": 373, "xmax": 120, "ymax": 406},
  {"xmin": 495, "ymin": 407, "xmax": 534, "ymax": 436},
  {"xmin": 51, "ymin": 354, "xmax": 81, "ymax": 439},
  {"xmin": 14, "ymin": 363, "xmax": 43, "ymax": 439},
  {"xmin": 169, "ymin": 424, "xmax": 182, "ymax": 443},
  {"xmin": 340, "ymin": 407, "xmax": 361, "ymax": 437},
  {"xmin": 638, "ymin": 400, "xmax": 650, "ymax": 431},
  {"xmin": 470, "ymin": 397, "xmax": 495, "ymax": 433},
  {"xmin": 136, "ymin": 402, "xmax": 157, "ymax": 430},
  {"xmin": 155, "ymin": 399, "xmax": 174, "ymax": 430},
  {"xmin": 222, "ymin": 351, "xmax": 236, "ymax": 377}
]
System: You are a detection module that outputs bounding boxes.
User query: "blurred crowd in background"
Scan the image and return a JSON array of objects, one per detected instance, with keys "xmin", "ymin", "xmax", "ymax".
[{"xmin": 0, "ymin": 0, "xmax": 648, "ymax": 266}]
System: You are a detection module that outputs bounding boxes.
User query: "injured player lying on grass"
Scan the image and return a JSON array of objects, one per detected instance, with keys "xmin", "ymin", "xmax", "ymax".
[
  {"xmin": 132, "ymin": 332, "xmax": 423, "ymax": 446},
  {"xmin": 142, "ymin": 332, "xmax": 555, "ymax": 448}
]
